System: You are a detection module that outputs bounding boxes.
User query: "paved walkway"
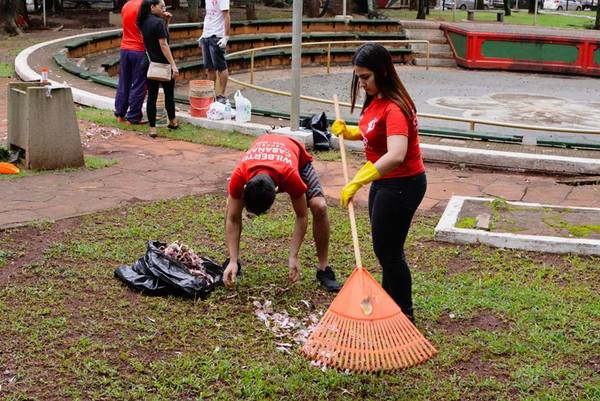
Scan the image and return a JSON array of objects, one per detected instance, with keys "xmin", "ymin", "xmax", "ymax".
[{"xmin": 1, "ymin": 128, "xmax": 599, "ymax": 229}]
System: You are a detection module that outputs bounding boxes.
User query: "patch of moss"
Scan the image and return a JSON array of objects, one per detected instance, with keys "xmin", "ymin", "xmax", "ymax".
[
  {"xmin": 542, "ymin": 216, "xmax": 600, "ymax": 238},
  {"xmin": 566, "ymin": 224, "xmax": 600, "ymax": 238},
  {"xmin": 456, "ymin": 217, "xmax": 477, "ymax": 229}
]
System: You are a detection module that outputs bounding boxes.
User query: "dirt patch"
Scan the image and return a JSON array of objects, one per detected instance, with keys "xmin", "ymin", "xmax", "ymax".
[
  {"xmin": 436, "ymin": 309, "xmax": 510, "ymax": 337},
  {"xmin": 458, "ymin": 199, "xmax": 600, "ymax": 239},
  {"xmin": 0, "ymin": 217, "xmax": 81, "ymax": 286},
  {"xmin": 586, "ymin": 356, "xmax": 600, "ymax": 375},
  {"xmin": 453, "ymin": 351, "xmax": 511, "ymax": 382}
]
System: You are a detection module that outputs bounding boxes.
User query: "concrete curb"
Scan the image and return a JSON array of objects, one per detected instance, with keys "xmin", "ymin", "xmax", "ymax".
[
  {"xmin": 15, "ymin": 29, "xmax": 121, "ymax": 111},
  {"xmin": 434, "ymin": 196, "xmax": 600, "ymax": 256},
  {"xmin": 420, "ymin": 143, "xmax": 600, "ymax": 175},
  {"xmin": 13, "ymin": 31, "xmax": 600, "ymax": 175}
]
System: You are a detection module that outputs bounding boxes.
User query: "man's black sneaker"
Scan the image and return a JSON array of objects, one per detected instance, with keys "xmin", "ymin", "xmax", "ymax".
[{"xmin": 316, "ymin": 266, "xmax": 342, "ymax": 292}]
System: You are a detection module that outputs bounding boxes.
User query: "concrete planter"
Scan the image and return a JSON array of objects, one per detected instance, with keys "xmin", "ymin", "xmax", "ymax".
[{"xmin": 435, "ymin": 196, "xmax": 600, "ymax": 256}]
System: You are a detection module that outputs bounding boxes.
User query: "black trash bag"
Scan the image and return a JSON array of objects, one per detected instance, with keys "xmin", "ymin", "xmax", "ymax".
[
  {"xmin": 114, "ymin": 241, "xmax": 225, "ymax": 299},
  {"xmin": 301, "ymin": 112, "xmax": 331, "ymax": 151}
]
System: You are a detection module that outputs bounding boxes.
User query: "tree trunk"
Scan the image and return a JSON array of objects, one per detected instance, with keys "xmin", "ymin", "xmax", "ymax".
[
  {"xmin": 528, "ymin": 0, "xmax": 535, "ymax": 13},
  {"xmin": 1, "ymin": 0, "xmax": 20, "ymax": 35},
  {"xmin": 476, "ymin": 0, "xmax": 484, "ymax": 8},
  {"xmin": 329, "ymin": 0, "xmax": 343, "ymax": 15},
  {"xmin": 416, "ymin": 0, "xmax": 426, "ymax": 18},
  {"xmin": 245, "ymin": 0, "xmax": 256, "ymax": 20},
  {"xmin": 503, "ymin": 0, "xmax": 511, "ymax": 15},
  {"xmin": 596, "ymin": 2, "xmax": 600, "ymax": 28},
  {"xmin": 187, "ymin": 0, "xmax": 199, "ymax": 22},
  {"xmin": 304, "ymin": 0, "xmax": 321, "ymax": 16},
  {"xmin": 172, "ymin": 0, "xmax": 180, "ymax": 10}
]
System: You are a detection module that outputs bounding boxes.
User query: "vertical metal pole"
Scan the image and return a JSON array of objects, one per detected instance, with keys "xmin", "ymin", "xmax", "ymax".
[
  {"xmin": 250, "ymin": 50, "xmax": 255, "ymax": 84},
  {"xmin": 43, "ymin": 0, "xmax": 47, "ymax": 27},
  {"xmin": 452, "ymin": 0, "xmax": 456, "ymax": 21},
  {"xmin": 290, "ymin": 0, "xmax": 303, "ymax": 131},
  {"xmin": 326, "ymin": 43, "xmax": 331, "ymax": 74},
  {"xmin": 343, "ymin": 0, "xmax": 347, "ymax": 17},
  {"xmin": 534, "ymin": 0, "xmax": 538, "ymax": 25}
]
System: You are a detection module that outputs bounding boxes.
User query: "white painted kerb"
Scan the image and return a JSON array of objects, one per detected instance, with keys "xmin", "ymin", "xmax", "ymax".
[{"xmin": 435, "ymin": 196, "xmax": 600, "ymax": 256}]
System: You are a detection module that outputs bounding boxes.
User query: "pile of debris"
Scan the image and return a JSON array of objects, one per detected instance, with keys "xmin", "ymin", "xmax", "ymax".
[
  {"xmin": 253, "ymin": 299, "xmax": 322, "ymax": 354},
  {"xmin": 81, "ymin": 122, "xmax": 123, "ymax": 148},
  {"xmin": 160, "ymin": 240, "xmax": 218, "ymax": 284}
]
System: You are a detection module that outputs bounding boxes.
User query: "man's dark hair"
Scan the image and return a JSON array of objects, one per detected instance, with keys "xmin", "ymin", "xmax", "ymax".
[{"xmin": 243, "ymin": 174, "xmax": 276, "ymax": 216}]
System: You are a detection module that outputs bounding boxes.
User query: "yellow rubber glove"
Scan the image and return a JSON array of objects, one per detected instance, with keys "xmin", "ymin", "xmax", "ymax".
[
  {"xmin": 341, "ymin": 161, "xmax": 381, "ymax": 207},
  {"xmin": 331, "ymin": 119, "xmax": 362, "ymax": 141}
]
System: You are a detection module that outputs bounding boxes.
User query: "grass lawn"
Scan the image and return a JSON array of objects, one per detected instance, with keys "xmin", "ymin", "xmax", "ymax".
[
  {"xmin": 383, "ymin": 9, "xmax": 597, "ymax": 28},
  {"xmin": 0, "ymin": 155, "xmax": 117, "ymax": 181},
  {"xmin": 0, "ymin": 194, "xmax": 598, "ymax": 400},
  {"xmin": 76, "ymin": 106, "xmax": 343, "ymax": 161},
  {"xmin": 0, "ymin": 62, "xmax": 14, "ymax": 78}
]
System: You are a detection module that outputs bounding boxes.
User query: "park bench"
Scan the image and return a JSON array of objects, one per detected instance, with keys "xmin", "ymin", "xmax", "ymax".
[{"xmin": 467, "ymin": 9, "xmax": 505, "ymax": 22}]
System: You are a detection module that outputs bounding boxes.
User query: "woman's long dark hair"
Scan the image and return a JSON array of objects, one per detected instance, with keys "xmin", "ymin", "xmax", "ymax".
[
  {"xmin": 137, "ymin": 0, "xmax": 160, "ymax": 28},
  {"xmin": 350, "ymin": 43, "xmax": 416, "ymax": 120}
]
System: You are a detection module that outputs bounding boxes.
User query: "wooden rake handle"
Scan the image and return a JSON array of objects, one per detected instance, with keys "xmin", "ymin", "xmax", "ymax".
[{"xmin": 333, "ymin": 95, "xmax": 363, "ymax": 270}]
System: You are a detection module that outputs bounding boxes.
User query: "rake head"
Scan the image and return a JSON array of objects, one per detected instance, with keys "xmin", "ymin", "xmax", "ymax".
[{"xmin": 302, "ymin": 268, "xmax": 437, "ymax": 373}]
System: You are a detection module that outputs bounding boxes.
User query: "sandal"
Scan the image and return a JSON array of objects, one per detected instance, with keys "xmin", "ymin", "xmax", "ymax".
[{"xmin": 167, "ymin": 124, "xmax": 179, "ymax": 130}]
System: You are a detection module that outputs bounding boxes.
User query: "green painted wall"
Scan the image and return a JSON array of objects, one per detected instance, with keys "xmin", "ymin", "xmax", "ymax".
[
  {"xmin": 594, "ymin": 47, "xmax": 600, "ymax": 66},
  {"xmin": 481, "ymin": 40, "xmax": 579, "ymax": 63},
  {"xmin": 449, "ymin": 32, "xmax": 467, "ymax": 59}
]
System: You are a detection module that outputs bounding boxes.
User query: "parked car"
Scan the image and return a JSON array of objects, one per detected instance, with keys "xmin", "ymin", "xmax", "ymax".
[
  {"xmin": 443, "ymin": 0, "xmax": 492, "ymax": 9},
  {"xmin": 492, "ymin": 0, "xmax": 516, "ymax": 8},
  {"xmin": 580, "ymin": 0, "xmax": 596, "ymax": 9},
  {"xmin": 493, "ymin": 0, "xmax": 547, "ymax": 8},
  {"xmin": 543, "ymin": 0, "xmax": 582, "ymax": 9}
]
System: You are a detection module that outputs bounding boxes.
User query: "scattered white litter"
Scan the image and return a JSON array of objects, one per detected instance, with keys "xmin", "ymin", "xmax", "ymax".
[{"xmin": 253, "ymin": 299, "xmax": 323, "ymax": 353}]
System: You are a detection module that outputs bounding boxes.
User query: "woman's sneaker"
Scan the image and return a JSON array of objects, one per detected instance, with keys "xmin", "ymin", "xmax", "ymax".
[{"xmin": 316, "ymin": 266, "xmax": 342, "ymax": 292}]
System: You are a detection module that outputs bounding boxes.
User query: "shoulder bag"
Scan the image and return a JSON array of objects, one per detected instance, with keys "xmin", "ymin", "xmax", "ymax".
[{"xmin": 146, "ymin": 52, "xmax": 172, "ymax": 82}]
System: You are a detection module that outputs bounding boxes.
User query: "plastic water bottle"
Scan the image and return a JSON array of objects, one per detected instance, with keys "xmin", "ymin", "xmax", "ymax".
[{"xmin": 223, "ymin": 99, "xmax": 232, "ymax": 121}]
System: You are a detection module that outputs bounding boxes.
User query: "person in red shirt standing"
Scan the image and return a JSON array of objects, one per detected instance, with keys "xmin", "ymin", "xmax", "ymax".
[
  {"xmin": 224, "ymin": 134, "xmax": 342, "ymax": 292},
  {"xmin": 332, "ymin": 43, "xmax": 426, "ymax": 323},
  {"xmin": 114, "ymin": 0, "xmax": 147, "ymax": 125}
]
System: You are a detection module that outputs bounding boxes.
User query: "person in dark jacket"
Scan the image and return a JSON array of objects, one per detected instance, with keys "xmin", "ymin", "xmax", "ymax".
[{"xmin": 138, "ymin": 0, "xmax": 179, "ymax": 137}]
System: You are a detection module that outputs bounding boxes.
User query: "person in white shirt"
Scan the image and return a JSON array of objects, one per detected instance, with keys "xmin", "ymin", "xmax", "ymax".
[{"xmin": 199, "ymin": 0, "xmax": 230, "ymax": 103}]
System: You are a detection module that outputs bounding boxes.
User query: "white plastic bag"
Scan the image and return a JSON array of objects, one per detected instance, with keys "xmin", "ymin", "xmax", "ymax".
[
  {"xmin": 234, "ymin": 90, "xmax": 251, "ymax": 123},
  {"xmin": 207, "ymin": 101, "xmax": 226, "ymax": 120}
]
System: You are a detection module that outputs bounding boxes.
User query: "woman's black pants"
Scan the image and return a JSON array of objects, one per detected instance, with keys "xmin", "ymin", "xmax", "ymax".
[
  {"xmin": 146, "ymin": 78, "xmax": 176, "ymax": 127},
  {"xmin": 368, "ymin": 172, "xmax": 427, "ymax": 321}
]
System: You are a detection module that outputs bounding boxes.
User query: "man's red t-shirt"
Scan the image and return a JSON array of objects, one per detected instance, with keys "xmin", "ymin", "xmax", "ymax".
[
  {"xmin": 228, "ymin": 134, "xmax": 313, "ymax": 199},
  {"xmin": 359, "ymin": 97, "xmax": 425, "ymax": 179},
  {"xmin": 120, "ymin": 0, "xmax": 145, "ymax": 52}
]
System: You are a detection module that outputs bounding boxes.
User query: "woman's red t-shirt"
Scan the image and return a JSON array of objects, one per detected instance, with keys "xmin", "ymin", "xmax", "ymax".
[
  {"xmin": 228, "ymin": 134, "xmax": 313, "ymax": 199},
  {"xmin": 359, "ymin": 97, "xmax": 425, "ymax": 179}
]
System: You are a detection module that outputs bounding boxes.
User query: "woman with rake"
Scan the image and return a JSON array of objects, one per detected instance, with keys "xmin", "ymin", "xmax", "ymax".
[{"xmin": 332, "ymin": 43, "xmax": 427, "ymax": 324}]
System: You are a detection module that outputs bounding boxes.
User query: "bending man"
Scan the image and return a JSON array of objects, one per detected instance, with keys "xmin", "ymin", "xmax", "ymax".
[{"xmin": 224, "ymin": 134, "xmax": 342, "ymax": 292}]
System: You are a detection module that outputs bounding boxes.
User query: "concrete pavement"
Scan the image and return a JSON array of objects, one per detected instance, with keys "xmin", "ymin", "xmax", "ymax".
[{"xmin": 1, "ymin": 128, "xmax": 599, "ymax": 229}]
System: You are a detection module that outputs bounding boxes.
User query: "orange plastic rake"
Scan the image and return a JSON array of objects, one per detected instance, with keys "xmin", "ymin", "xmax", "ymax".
[{"xmin": 301, "ymin": 95, "xmax": 437, "ymax": 372}]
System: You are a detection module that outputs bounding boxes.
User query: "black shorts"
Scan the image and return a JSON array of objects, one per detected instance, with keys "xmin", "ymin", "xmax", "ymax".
[
  {"xmin": 299, "ymin": 162, "xmax": 325, "ymax": 201},
  {"xmin": 199, "ymin": 36, "xmax": 228, "ymax": 72}
]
